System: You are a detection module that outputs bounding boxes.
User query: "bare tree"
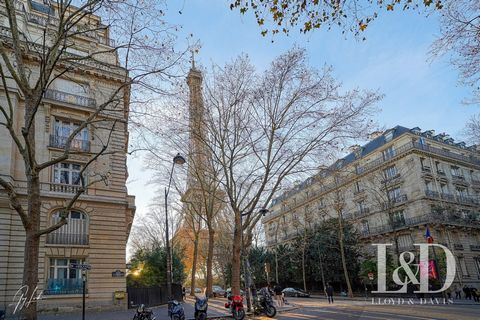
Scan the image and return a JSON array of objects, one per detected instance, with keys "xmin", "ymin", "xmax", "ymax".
[
  {"xmin": 430, "ymin": 0, "xmax": 480, "ymax": 103},
  {"xmin": 201, "ymin": 48, "xmax": 380, "ymax": 295},
  {"xmin": 0, "ymin": 1, "xmax": 186, "ymax": 318}
]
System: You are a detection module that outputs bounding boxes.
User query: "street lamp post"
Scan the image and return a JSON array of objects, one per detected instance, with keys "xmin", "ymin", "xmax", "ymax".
[
  {"xmin": 165, "ymin": 153, "xmax": 186, "ymax": 299},
  {"xmin": 240, "ymin": 208, "xmax": 269, "ymax": 312}
]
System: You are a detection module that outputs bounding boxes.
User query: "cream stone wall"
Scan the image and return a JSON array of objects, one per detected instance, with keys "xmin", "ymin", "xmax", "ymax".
[
  {"xmin": 264, "ymin": 127, "xmax": 480, "ymax": 287},
  {"xmin": 0, "ymin": 0, "xmax": 135, "ymax": 314}
]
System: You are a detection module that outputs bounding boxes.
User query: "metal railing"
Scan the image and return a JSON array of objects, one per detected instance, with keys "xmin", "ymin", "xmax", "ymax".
[
  {"xmin": 46, "ymin": 232, "xmax": 89, "ymax": 245},
  {"xmin": 360, "ymin": 213, "xmax": 480, "ymax": 238},
  {"xmin": 44, "ymin": 278, "xmax": 84, "ymax": 295},
  {"xmin": 49, "ymin": 183, "xmax": 83, "ymax": 194},
  {"xmin": 471, "ymin": 245, "xmax": 480, "ymax": 251},
  {"xmin": 49, "ymin": 135, "xmax": 90, "ymax": 152},
  {"xmin": 354, "ymin": 207, "xmax": 370, "ymax": 219},
  {"xmin": 453, "ymin": 244, "xmax": 464, "ymax": 251},
  {"xmin": 44, "ymin": 89, "xmax": 96, "ymax": 108},
  {"xmin": 266, "ymin": 140, "xmax": 480, "ymax": 222},
  {"xmin": 425, "ymin": 190, "xmax": 479, "ymax": 205}
]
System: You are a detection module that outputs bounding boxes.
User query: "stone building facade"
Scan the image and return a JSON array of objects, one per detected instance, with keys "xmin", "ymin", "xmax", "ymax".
[
  {"xmin": 263, "ymin": 125, "xmax": 480, "ymax": 287},
  {"xmin": 0, "ymin": 0, "xmax": 135, "ymax": 313}
]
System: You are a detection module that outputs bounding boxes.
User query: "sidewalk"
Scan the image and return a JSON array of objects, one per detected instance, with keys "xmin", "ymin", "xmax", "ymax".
[
  {"xmin": 35, "ymin": 295, "xmax": 298, "ymax": 320},
  {"xmin": 309, "ymin": 294, "xmax": 480, "ymax": 306}
]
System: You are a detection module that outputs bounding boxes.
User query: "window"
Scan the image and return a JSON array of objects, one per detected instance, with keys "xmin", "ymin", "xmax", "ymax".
[
  {"xmin": 388, "ymin": 187, "xmax": 401, "ymax": 201},
  {"xmin": 436, "ymin": 161, "xmax": 445, "ymax": 174},
  {"xmin": 45, "ymin": 258, "xmax": 85, "ymax": 295},
  {"xmin": 451, "ymin": 166, "xmax": 463, "ymax": 178},
  {"xmin": 440, "ymin": 183, "xmax": 448, "ymax": 193},
  {"xmin": 361, "ymin": 220, "xmax": 369, "ymax": 234},
  {"xmin": 458, "ymin": 257, "xmax": 469, "ymax": 276},
  {"xmin": 398, "ymin": 234, "xmax": 413, "ymax": 250},
  {"xmin": 354, "ymin": 181, "xmax": 362, "ymax": 193},
  {"xmin": 392, "ymin": 210, "xmax": 405, "ymax": 227},
  {"xmin": 357, "ymin": 201, "xmax": 367, "ymax": 214},
  {"xmin": 53, "ymin": 162, "xmax": 82, "ymax": 186},
  {"xmin": 383, "ymin": 146, "xmax": 396, "ymax": 160},
  {"xmin": 474, "ymin": 258, "xmax": 480, "ymax": 278},
  {"xmin": 47, "ymin": 210, "xmax": 89, "ymax": 245},
  {"xmin": 455, "ymin": 186, "xmax": 468, "ymax": 197},
  {"xmin": 425, "ymin": 180, "xmax": 432, "ymax": 191},
  {"xmin": 385, "ymin": 131, "xmax": 394, "ymax": 142},
  {"xmin": 52, "ymin": 119, "xmax": 89, "ymax": 151},
  {"xmin": 383, "ymin": 165, "xmax": 398, "ymax": 180}
]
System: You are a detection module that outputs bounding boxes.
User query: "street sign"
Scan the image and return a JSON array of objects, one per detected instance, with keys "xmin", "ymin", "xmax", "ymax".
[
  {"xmin": 112, "ymin": 270, "xmax": 125, "ymax": 277},
  {"xmin": 70, "ymin": 263, "xmax": 91, "ymax": 270},
  {"xmin": 368, "ymin": 272, "xmax": 374, "ymax": 281}
]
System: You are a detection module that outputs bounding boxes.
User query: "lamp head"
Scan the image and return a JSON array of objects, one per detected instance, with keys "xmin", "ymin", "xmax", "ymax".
[{"xmin": 173, "ymin": 153, "xmax": 186, "ymax": 165}]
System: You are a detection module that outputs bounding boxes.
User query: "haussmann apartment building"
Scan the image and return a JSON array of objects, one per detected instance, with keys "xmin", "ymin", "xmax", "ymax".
[
  {"xmin": 263, "ymin": 125, "xmax": 480, "ymax": 288},
  {"xmin": 0, "ymin": 0, "xmax": 135, "ymax": 314}
]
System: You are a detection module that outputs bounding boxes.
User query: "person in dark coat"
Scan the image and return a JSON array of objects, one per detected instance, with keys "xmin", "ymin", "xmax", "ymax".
[
  {"xmin": 326, "ymin": 283, "xmax": 334, "ymax": 304},
  {"xmin": 471, "ymin": 287, "xmax": 479, "ymax": 302},
  {"xmin": 463, "ymin": 285, "xmax": 472, "ymax": 300}
]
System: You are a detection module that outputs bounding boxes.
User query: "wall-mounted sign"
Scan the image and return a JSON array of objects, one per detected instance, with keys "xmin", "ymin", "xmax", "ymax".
[
  {"xmin": 70, "ymin": 263, "xmax": 91, "ymax": 270},
  {"xmin": 112, "ymin": 270, "xmax": 125, "ymax": 277}
]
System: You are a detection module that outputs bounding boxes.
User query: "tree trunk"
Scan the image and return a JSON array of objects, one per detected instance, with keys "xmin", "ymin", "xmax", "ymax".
[
  {"xmin": 190, "ymin": 234, "xmax": 199, "ymax": 296},
  {"xmin": 24, "ymin": 100, "xmax": 41, "ymax": 320},
  {"xmin": 302, "ymin": 246, "xmax": 306, "ymax": 292},
  {"xmin": 205, "ymin": 227, "xmax": 215, "ymax": 297},
  {"xmin": 274, "ymin": 247, "xmax": 279, "ymax": 284},
  {"xmin": 231, "ymin": 211, "xmax": 242, "ymax": 295},
  {"xmin": 318, "ymin": 254, "xmax": 326, "ymax": 295},
  {"xmin": 338, "ymin": 215, "xmax": 353, "ymax": 298},
  {"xmin": 23, "ymin": 230, "xmax": 41, "ymax": 320}
]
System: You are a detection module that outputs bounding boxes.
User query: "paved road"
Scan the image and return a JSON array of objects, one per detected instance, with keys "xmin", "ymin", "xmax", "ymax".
[{"xmin": 262, "ymin": 297, "xmax": 480, "ymax": 320}]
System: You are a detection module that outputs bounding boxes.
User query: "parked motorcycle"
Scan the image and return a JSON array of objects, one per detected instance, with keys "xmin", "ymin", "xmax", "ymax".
[
  {"xmin": 224, "ymin": 293, "xmax": 245, "ymax": 320},
  {"xmin": 253, "ymin": 287, "xmax": 277, "ymax": 318},
  {"xmin": 168, "ymin": 300, "xmax": 185, "ymax": 320},
  {"xmin": 132, "ymin": 304, "xmax": 156, "ymax": 320},
  {"xmin": 194, "ymin": 296, "xmax": 208, "ymax": 320}
]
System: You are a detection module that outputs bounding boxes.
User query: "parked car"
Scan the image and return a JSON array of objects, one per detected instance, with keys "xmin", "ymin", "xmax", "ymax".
[
  {"xmin": 195, "ymin": 287, "xmax": 202, "ymax": 294},
  {"xmin": 224, "ymin": 288, "xmax": 245, "ymax": 298},
  {"xmin": 212, "ymin": 285, "xmax": 226, "ymax": 297},
  {"xmin": 282, "ymin": 287, "xmax": 310, "ymax": 298}
]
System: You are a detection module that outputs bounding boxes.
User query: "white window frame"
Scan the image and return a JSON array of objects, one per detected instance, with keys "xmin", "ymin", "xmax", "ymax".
[{"xmin": 53, "ymin": 162, "xmax": 82, "ymax": 186}]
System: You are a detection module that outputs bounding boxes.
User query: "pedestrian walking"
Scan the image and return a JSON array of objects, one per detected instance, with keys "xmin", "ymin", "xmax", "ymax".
[
  {"xmin": 454, "ymin": 285, "xmax": 461, "ymax": 299},
  {"xmin": 326, "ymin": 283, "xmax": 334, "ymax": 304},
  {"xmin": 471, "ymin": 287, "xmax": 479, "ymax": 302},
  {"xmin": 463, "ymin": 285, "xmax": 472, "ymax": 300},
  {"xmin": 273, "ymin": 283, "xmax": 283, "ymax": 307},
  {"xmin": 182, "ymin": 287, "xmax": 186, "ymax": 301}
]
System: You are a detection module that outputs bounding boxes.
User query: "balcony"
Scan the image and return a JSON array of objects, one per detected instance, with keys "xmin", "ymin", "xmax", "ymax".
[
  {"xmin": 353, "ymin": 189, "xmax": 365, "ymax": 197},
  {"xmin": 360, "ymin": 212, "xmax": 480, "ymax": 238},
  {"xmin": 383, "ymin": 194, "xmax": 408, "ymax": 209},
  {"xmin": 471, "ymin": 179, "xmax": 480, "ymax": 188},
  {"xmin": 44, "ymin": 278, "xmax": 84, "ymax": 295},
  {"xmin": 49, "ymin": 183, "xmax": 83, "ymax": 194},
  {"xmin": 425, "ymin": 190, "xmax": 457, "ymax": 202},
  {"xmin": 354, "ymin": 207, "xmax": 371, "ymax": 219},
  {"xmin": 453, "ymin": 243, "xmax": 464, "ymax": 251},
  {"xmin": 381, "ymin": 173, "xmax": 401, "ymax": 185},
  {"xmin": 44, "ymin": 89, "xmax": 96, "ymax": 108},
  {"xmin": 421, "ymin": 166, "xmax": 432, "ymax": 173},
  {"xmin": 46, "ymin": 232, "xmax": 89, "ymax": 245},
  {"xmin": 49, "ymin": 135, "xmax": 90, "ymax": 152},
  {"xmin": 471, "ymin": 245, "xmax": 480, "ymax": 251}
]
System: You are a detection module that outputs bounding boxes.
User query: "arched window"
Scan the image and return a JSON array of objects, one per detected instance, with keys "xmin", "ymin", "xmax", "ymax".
[{"xmin": 46, "ymin": 210, "xmax": 89, "ymax": 245}]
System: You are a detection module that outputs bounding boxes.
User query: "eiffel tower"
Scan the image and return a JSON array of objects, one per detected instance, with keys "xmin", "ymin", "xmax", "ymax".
[{"xmin": 172, "ymin": 54, "xmax": 223, "ymax": 285}]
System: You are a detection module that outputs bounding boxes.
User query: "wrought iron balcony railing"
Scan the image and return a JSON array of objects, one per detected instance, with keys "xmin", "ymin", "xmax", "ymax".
[
  {"xmin": 44, "ymin": 89, "xmax": 96, "ymax": 108},
  {"xmin": 44, "ymin": 278, "xmax": 84, "ymax": 295},
  {"xmin": 46, "ymin": 232, "xmax": 89, "ymax": 245},
  {"xmin": 49, "ymin": 135, "xmax": 90, "ymax": 152},
  {"xmin": 49, "ymin": 183, "xmax": 83, "ymax": 194}
]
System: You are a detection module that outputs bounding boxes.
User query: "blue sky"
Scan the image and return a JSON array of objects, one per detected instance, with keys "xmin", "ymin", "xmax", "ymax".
[{"xmin": 126, "ymin": 0, "xmax": 477, "ymax": 224}]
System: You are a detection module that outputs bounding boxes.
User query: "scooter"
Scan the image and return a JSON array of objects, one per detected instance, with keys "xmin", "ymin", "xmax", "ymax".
[
  {"xmin": 132, "ymin": 304, "xmax": 156, "ymax": 320},
  {"xmin": 194, "ymin": 296, "xmax": 208, "ymax": 320},
  {"xmin": 253, "ymin": 287, "xmax": 276, "ymax": 317},
  {"xmin": 168, "ymin": 300, "xmax": 185, "ymax": 320},
  {"xmin": 224, "ymin": 293, "xmax": 245, "ymax": 320}
]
